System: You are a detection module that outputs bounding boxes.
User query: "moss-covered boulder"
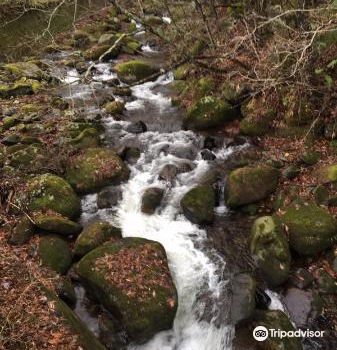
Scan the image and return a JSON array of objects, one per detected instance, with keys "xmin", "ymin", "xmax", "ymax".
[
  {"xmin": 184, "ymin": 96, "xmax": 236, "ymax": 130},
  {"xmin": 252, "ymin": 310, "xmax": 303, "ymax": 350},
  {"xmin": 69, "ymin": 128, "xmax": 100, "ymax": 150},
  {"xmin": 115, "ymin": 60, "xmax": 159, "ymax": 84},
  {"xmin": 193, "ymin": 77, "xmax": 214, "ymax": 100},
  {"xmin": 301, "ymin": 149, "xmax": 319, "ymax": 166},
  {"xmin": 141, "ymin": 188, "xmax": 164, "ymax": 215},
  {"xmin": 275, "ymin": 202, "xmax": 337, "ymax": 256},
  {"xmin": 225, "ymin": 166, "xmax": 279, "ymax": 208},
  {"xmin": 9, "ymin": 216, "xmax": 35, "ymax": 246},
  {"xmin": 23, "ymin": 174, "xmax": 81, "ymax": 219},
  {"xmin": 65, "ymin": 148, "xmax": 129, "ymax": 194},
  {"xmin": 314, "ymin": 164, "xmax": 337, "ymax": 184},
  {"xmin": 73, "ymin": 221, "xmax": 122, "ymax": 258},
  {"xmin": 103, "ymin": 100, "xmax": 125, "ymax": 114},
  {"xmin": 0, "ymin": 81, "xmax": 34, "ymax": 99},
  {"xmin": 82, "ymin": 45, "xmax": 119, "ymax": 61},
  {"xmin": 250, "ymin": 216, "xmax": 290, "ymax": 286},
  {"xmin": 6, "ymin": 144, "xmax": 46, "ymax": 170},
  {"xmin": 38, "ymin": 236, "xmax": 72, "ymax": 274},
  {"xmin": 2, "ymin": 62, "xmax": 44, "ymax": 80},
  {"xmin": 240, "ymin": 110, "xmax": 275, "ymax": 136},
  {"xmin": 76, "ymin": 238, "xmax": 178, "ymax": 342},
  {"xmin": 180, "ymin": 185, "xmax": 215, "ymax": 224},
  {"xmin": 33, "ymin": 212, "xmax": 82, "ymax": 236}
]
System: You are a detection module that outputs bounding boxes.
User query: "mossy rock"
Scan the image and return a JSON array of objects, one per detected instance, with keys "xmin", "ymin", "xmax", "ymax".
[
  {"xmin": 301, "ymin": 149, "xmax": 319, "ymax": 166},
  {"xmin": 240, "ymin": 109, "xmax": 275, "ymax": 136},
  {"xmin": 250, "ymin": 216, "xmax": 290, "ymax": 286},
  {"xmin": 184, "ymin": 96, "xmax": 236, "ymax": 130},
  {"xmin": 180, "ymin": 185, "xmax": 215, "ymax": 224},
  {"xmin": 24, "ymin": 173, "xmax": 81, "ymax": 219},
  {"xmin": 314, "ymin": 164, "xmax": 337, "ymax": 184},
  {"xmin": 2, "ymin": 62, "xmax": 44, "ymax": 80},
  {"xmin": 69, "ymin": 128, "xmax": 100, "ymax": 150},
  {"xmin": 2, "ymin": 116, "xmax": 20, "ymax": 130},
  {"xmin": 275, "ymin": 202, "xmax": 337, "ymax": 256},
  {"xmin": 104, "ymin": 101, "xmax": 125, "ymax": 114},
  {"xmin": 252, "ymin": 310, "xmax": 303, "ymax": 350},
  {"xmin": 38, "ymin": 235, "xmax": 72, "ymax": 274},
  {"xmin": 6, "ymin": 144, "xmax": 46, "ymax": 170},
  {"xmin": 221, "ymin": 80, "xmax": 247, "ymax": 104},
  {"xmin": 43, "ymin": 288, "xmax": 107, "ymax": 350},
  {"xmin": 115, "ymin": 60, "xmax": 159, "ymax": 84},
  {"xmin": 0, "ymin": 82, "xmax": 34, "ymax": 99},
  {"xmin": 168, "ymin": 80, "xmax": 186, "ymax": 94},
  {"xmin": 122, "ymin": 40, "xmax": 142, "ymax": 55},
  {"xmin": 82, "ymin": 45, "xmax": 120, "ymax": 61},
  {"xmin": 173, "ymin": 64, "xmax": 193, "ymax": 80},
  {"xmin": 73, "ymin": 221, "xmax": 122, "ymax": 258},
  {"xmin": 225, "ymin": 166, "xmax": 279, "ymax": 208},
  {"xmin": 63, "ymin": 121, "xmax": 103, "ymax": 138},
  {"xmin": 76, "ymin": 238, "xmax": 178, "ymax": 342},
  {"xmin": 65, "ymin": 148, "xmax": 129, "ymax": 194},
  {"xmin": 193, "ymin": 77, "xmax": 215, "ymax": 100},
  {"xmin": 33, "ymin": 212, "xmax": 82, "ymax": 236},
  {"xmin": 9, "ymin": 216, "xmax": 35, "ymax": 246}
]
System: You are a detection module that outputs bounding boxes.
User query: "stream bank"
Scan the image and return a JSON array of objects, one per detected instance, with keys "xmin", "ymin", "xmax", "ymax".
[{"xmin": 0, "ymin": 2, "xmax": 336, "ymax": 350}]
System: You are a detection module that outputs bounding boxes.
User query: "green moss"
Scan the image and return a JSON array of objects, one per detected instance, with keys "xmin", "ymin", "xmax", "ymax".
[
  {"xmin": 193, "ymin": 77, "xmax": 214, "ymax": 100},
  {"xmin": 301, "ymin": 149, "xmax": 319, "ymax": 166},
  {"xmin": 315, "ymin": 164, "xmax": 337, "ymax": 183},
  {"xmin": 173, "ymin": 64, "xmax": 193, "ymax": 80},
  {"xmin": 122, "ymin": 40, "xmax": 142, "ymax": 54},
  {"xmin": 180, "ymin": 185, "xmax": 215, "ymax": 224},
  {"xmin": 9, "ymin": 216, "xmax": 35, "ymax": 246},
  {"xmin": 168, "ymin": 80, "xmax": 186, "ymax": 94},
  {"xmin": 115, "ymin": 60, "xmax": 159, "ymax": 84},
  {"xmin": 103, "ymin": 101, "xmax": 125, "ymax": 114},
  {"xmin": 38, "ymin": 235, "xmax": 72, "ymax": 274},
  {"xmin": 69, "ymin": 128, "xmax": 100, "ymax": 150},
  {"xmin": 82, "ymin": 45, "xmax": 119, "ymax": 61},
  {"xmin": 2, "ymin": 62, "xmax": 43, "ymax": 80},
  {"xmin": 250, "ymin": 216, "xmax": 290, "ymax": 286},
  {"xmin": 76, "ymin": 238, "xmax": 177, "ymax": 341},
  {"xmin": 7, "ymin": 144, "xmax": 46, "ymax": 169},
  {"xmin": 25, "ymin": 173, "xmax": 81, "ymax": 218},
  {"xmin": 275, "ymin": 202, "xmax": 337, "ymax": 256},
  {"xmin": 2, "ymin": 116, "xmax": 19, "ymax": 129},
  {"xmin": 225, "ymin": 166, "xmax": 279, "ymax": 208},
  {"xmin": 74, "ymin": 221, "xmax": 122, "ymax": 258},
  {"xmin": 33, "ymin": 212, "xmax": 82, "ymax": 236},
  {"xmin": 65, "ymin": 148, "xmax": 129, "ymax": 194},
  {"xmin": 184, "ymin": 96, "xmax": 236, "ymax": 130}
]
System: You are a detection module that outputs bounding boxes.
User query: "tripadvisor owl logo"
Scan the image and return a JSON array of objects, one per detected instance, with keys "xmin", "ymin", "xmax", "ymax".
[
  {"xmin": 253, "ymin": 326, "xmax": 324, "ymax": 341},
  {"xmin": 253, "ymin": 326, "xmax": 268, "ymax": 341}
]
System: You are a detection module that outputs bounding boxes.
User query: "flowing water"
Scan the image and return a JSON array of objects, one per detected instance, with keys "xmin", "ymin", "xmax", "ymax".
[{"xmin": 49, "ymin": 36, "xmax": 285, "ymax": 350}]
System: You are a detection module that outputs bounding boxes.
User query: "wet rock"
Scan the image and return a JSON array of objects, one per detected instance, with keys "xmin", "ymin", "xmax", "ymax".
[
  {"xmin": 250, "ymin": 216, "xmax": 291, "ymax": 286},
  {"xmin": 180, "ymin": 185, "xmax": 215, "ymax": 224},
  {"xmin": 252, "ymin": 310, "xmax": 303, "ymax": 350},
  {"xmin": 316, "ymin": 269, "xmax": 337, "ymax": 294},
  {"xmin": 97, "ymin": 187, "xmax": 122, "ymax": 209},
  {"xmin": 33, "ymin": 212, "xmax": 82, "ymax": 236},
  {"xmin": 74, "ymin": 221, "xmax": 122, "ymax": 259},
  {"xmin": 255, "ymin": 287, "xmax": 271, "ymax": 310},
  {"xmin": 69, "ymin": 128, "xmax": 100, "ymax": 150},
  {"xmin": 76, "ymin": 238, "xmax": 178, "ymax": 342},
  {"xmin": 201, "ymin": 149, "xmax": 216, "ymax": 161},
  {"xmin": 38, "ymin": 235, "xmax": 72, "ymax": 275},
  {"xmin": 275, "ymin": 202, "xmax": 337, "ymax": 256},
  {"xmin": 184, "ymin": 96, "xmax": 236, "ymax": 130},
  {"xmin": 282, "ymin": 288, "xmax": 323, "ymax": 327},
  {"xmin": 51, "ymin": 96, "xmax": 69, "ymax": 110},
  {"xmin": 104, "ymin": 100, "xmax": 125, "ymax": 115},
  {"xmin": 159, "ymin": 164, "xmax": 178, "ymax": 181},
  {"xmin": 124, "ymin": 147, "xmax": 141, "ymax": 163},
  {"xmin": 141, "ymin": 188, "xmax": 164, "ymax": 215},
  {"xmin": 75, "ymin": 61, "xmax": 88, "ymax": 74},
  {"xmin": 112, "ymin": 86, "xmax": 132, "ymax": 96},
  {"xmin": 55, "ymin": 277, "xmax": 77, "ymax": 307},
  {"xmin": 126, "ymin": 120, "xmax": 147, "ymax": 134},
  {"xmin": 65, "ymin": 148, "xmax": 129, "ymax": 194},
  {"xmin": 83, "ymin": 45, "xmax": 119, "ymax": 61},
  {"xmin": 230, "ymin": 273, "xmax": 256, "ymax": 325},
  {"xmin": 115, "ymin": 60, "xmax": 159, "ymax": 84},
  {"xmin": 168, "ymin": 144, "xmax": 198, "ymax": 160},
  {"xmin": 203, "ymin": 136, "xmax": 223, "ymax": 150},
  {"xmin": 177, "ymin": 162, "xmax": 193, "ymax": 174},
  {"xmin": 21, "ymin": 173, "xmax": 81, "ymax": 219},
  {"xmin": 225, "ymin": 165, "xmax": 279, "ymax": 208},
  {"xmin": 8, "ymin": 216, "xmax": 35, "ymax": 246},
  {"xmin": 291, "ymin": 268, "xmax": 313, "ymax": 289}
]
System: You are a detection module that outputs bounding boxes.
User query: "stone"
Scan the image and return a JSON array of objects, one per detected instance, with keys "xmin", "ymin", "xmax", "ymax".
[
  {"xmin": 291, "ymin": 268, "xmax": 314, "ymax": 289},
  {"xmin": 76, "ymin": 238, "xmax": 178, "ymax": 342},
  {"xmin": 282, "ymin": 165, "xmax": 301, "ymax": 180},
  {"xmin": 301, "ymin": 149, "xmax": 319, "ymax": 166},
  {"xmin": 225, "ymin": 165, "xmax": 279, "ymax": 208},
  {"xmin": 97, "ymin": 187, "xmax": 122, "ymax": 209},
  {"xmin": 115, "ymin": 60, "xmax": 159, "ymax": 84},
  {"xmin": 38, "ymin": 236, "xmax": 72, "ymax": 275},
  {"xmin": 126, "ymin": 120, "xmax": 147, "ymax": 134},
  {"xmin": 141, "ymin": 188, "xmax": 164, "ymax": 215},
  {"xmin": 314, "ymin": 164, "xmax": 337, "ymax": 184},
  {"xmin": 180, "ymin": 185, "xmax": 215, "ymax": 224},
  {"xmin": 65, "ymin": 148, "xmax": 129, "ymax": 194},
  {"xmin": 74, "ymin": 221, "xmax": 122, "ymax": 258},
  {"xmin": 159, "ymin": 164, "xmax": 178, "ymax": 181},
  {"xmin": 276, "ymin": 202, "xmax": 337, "ymax": 256},
  {"xmin": 201, "ymin": 149, "xmax": 216, "ymax": 161},
  {"xmin": 104, "ymin": 101, "xmax": 125, "ymax": 114},
  {"xmin": 316, "ymin": 269, "xmax": 337, "ymax": 294},
  {"xmin": 250, "ymin": 216, "xmax": 291, "ymax": 286},
  {"xmin": 8, "ymin": 216, "xmax": 35, "ymax": 246}
]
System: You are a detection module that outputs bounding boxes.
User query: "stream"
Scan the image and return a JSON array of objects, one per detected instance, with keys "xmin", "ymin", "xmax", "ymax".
[{"xmin": 46, "ymin": 31, "xmax": 285, "ymax": 350}]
